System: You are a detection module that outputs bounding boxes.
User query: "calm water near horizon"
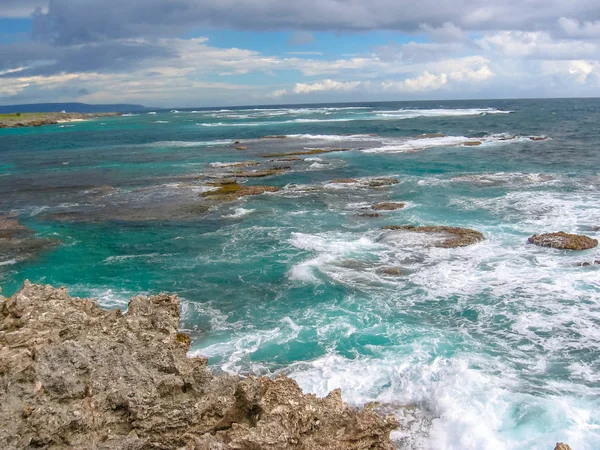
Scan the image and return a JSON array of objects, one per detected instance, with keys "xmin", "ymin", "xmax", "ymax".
[{"xmin": 1, "ymin": 98, "xmax": 599, "ymax": 449}]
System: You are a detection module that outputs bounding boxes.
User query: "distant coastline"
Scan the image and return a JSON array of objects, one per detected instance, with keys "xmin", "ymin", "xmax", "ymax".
[{"xmin": 0, "ymin": 112, "xmax": 122, "ymax": 129}]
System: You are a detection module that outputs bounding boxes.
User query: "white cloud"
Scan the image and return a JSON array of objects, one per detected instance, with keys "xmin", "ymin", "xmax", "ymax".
[
  {"xmin": 269, "ymin": 89, "xmax": 287, "ymax": 97},
  {"xmin": 477, "ymin": 31, "xmax": 598, "ymax": 60},
  {"xmin": 293, "ymin": 79, "xmax": 362, "ymax": 94}
]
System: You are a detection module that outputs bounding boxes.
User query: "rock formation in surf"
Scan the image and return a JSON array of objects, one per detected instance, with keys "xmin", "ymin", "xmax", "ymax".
[
  {"xmin": 382, "ymin": 225, "xmax": 484, "ymax": 248},
  {"xmin": 372, "ymin": 202, "xmax": 405, "ymax": 211},
  {"xmin": 0, "ymin": 282, "xmax": 398, "ymax": 450},
  {"xmin": 528, "ymin": 232, "xmax": 598, "ymax": 250}
]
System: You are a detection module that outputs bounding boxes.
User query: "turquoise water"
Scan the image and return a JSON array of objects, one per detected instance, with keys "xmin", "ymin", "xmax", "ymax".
[{"xmin": 1, "ymin": 99, "xmax": 599, "ymax": 449}]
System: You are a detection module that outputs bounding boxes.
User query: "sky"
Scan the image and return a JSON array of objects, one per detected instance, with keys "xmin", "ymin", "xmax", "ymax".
[{"xmin": 0, "ymin": 0, "xmax": 599, "ymax": 107}]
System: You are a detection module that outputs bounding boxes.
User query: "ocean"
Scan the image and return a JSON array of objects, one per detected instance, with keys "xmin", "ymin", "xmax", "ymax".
[{"xmin": 1, "ymin": 98, "xmax": 599, "ymax": 449}]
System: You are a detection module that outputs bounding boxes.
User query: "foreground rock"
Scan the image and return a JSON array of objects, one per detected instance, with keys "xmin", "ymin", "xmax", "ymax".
[
  {"xmin": 528, "ymin": 232, "xmax": 598, "ymax": 250},
  {"xmin": 0, "ymin": 282, "xmax": 398, "ymax": 449},
  {"xmin": 0, "ymin": 112, "xmax": 121, "ymax": 129},
  {"xmin": 382, "ymin": 225, "xmax": 484, "ymax": 248}
]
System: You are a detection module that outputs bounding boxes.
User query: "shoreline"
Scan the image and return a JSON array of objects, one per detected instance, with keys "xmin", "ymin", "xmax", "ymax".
[{"xmin": 0, "ymin": 112, "xmax": 122, "ymax": 129}]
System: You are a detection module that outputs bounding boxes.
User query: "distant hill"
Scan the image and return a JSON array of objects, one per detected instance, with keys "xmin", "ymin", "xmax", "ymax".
[{"xmin": 0, "ymin": 103, "xmax": 148, "ymax": 114}]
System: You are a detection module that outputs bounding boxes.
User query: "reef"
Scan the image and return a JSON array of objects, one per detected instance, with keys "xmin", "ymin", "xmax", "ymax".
[
  {"xmin": 0, "ymin": 282, "xmax": 397, "ymax": 450},
  {"xmin": 382, "ymin": 225, "xmax": 484, "ymax": 248},
  {"xmin": 0, "ymin": 215, "xmax": 59, "ymax": 264},
  {"xmin": 201, "ymin": 180, "xmax": 280, "ymax": 202},
  {"xmin": 528, "ymin": 232, "xmax": 598, "ymax": 250}
]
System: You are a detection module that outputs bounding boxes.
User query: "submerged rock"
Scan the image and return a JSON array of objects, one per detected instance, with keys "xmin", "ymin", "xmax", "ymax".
[
  {"xmin": 463, "ymin": 140, "xmax": 482, "ymax": 146},
  {"xmin": 235, "ymin": 145, "xmax": 247, "ymax": 151},
  {"xmin": 0, "ymin": 282, "xmax": 398, "ymax": 450},
  {"xmin": 528, "ymin": 232, "xmax": 598, "ymax": 250},
  {"xmin": 382, "ymin": 225, "xmax": 484, "ymax": 248},
  {"xmin": 201, "ymin": 181, "xmax": 279, "ymax": 202},
  {"xmin": 372, "ymin": 202, "xmax": 405, "ymax": 211},
  {"xmin": 377, "ymin": 267, "xmax": 403, "ymax": 276},
  {"xmin": 0, "ymin": 215, "xmax": 59, "ymax": 264}
]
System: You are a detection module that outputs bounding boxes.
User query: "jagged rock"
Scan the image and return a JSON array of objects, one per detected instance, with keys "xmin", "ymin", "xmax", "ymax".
[
  {"xmin": 372, "ymin": 202, "xmax": 405, "ymax": 211},
  {"xmin": 528, "ymin": 232, "xmax": 598, "ymax": 250},
  {"xmin": 0, "ymin": 282, "xmax": 398, "ymax": 450},
  {"xmin": 554, "ymin": 444, "xmax": 572, "ymax": 450},
  {"xmin": 358, "ymin": 213, "xmax": 382, "ymax": 218},
  {"xmin": 382, "ymin": 225, "xmax": 484, "ymax": 248}
]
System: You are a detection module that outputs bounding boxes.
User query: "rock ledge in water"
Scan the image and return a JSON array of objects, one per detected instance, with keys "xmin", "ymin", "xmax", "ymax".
[
  {"xmin": 382, "ymin": 225, "xmax": 484, "ymax": 248},
  {"xmin": 528, "ymin": 232, "xmax": 598, "ymax": 250},
  {"xmin": 0, "ymin": 282, "xmax": 397, "ymax": 450}
]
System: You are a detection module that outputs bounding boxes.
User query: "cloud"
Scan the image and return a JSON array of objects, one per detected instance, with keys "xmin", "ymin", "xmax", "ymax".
[
  {"xmin": 476, "ymin": 31, "xmax": 598, "ymax": 60},
  {"xmin": 294, "ymin": 79, "xmax": 362, "ymax": 94},
  {"xmin": 559, "ymin": 17, "xmax": 600, "ymax": 38},
  {"xmin": 420, "ymin": 22, "xmax": 467, "ymax": 42},
  {"xmin": 18, "ymin": 0, "xmax": 600, "ymax": 38}
]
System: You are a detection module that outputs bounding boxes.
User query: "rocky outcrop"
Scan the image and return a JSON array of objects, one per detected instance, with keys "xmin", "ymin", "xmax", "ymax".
[
  {"xmin": 528, "ymin": 232, "xmax": 598, "ymax": 250},
  {"xmin": 382, "ymin": 225, "xmax": 484, "ymax": 248},
  {"xmin": 0, "ymin": 113, "xmax": 121, "ymax": 129},
  {"xmin": 372, "ymin": 202, "xmax": 405, "ymax": 211},
  {"xmin": 368, "ymin": 178, "xmax": 400, "ymax": 188},
  {"xmin": 0, "ymin": 282, "xmax": 398, "ymax": 450}
]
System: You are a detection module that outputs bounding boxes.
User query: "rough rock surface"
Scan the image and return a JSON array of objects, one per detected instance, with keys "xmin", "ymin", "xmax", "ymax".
[
  {"xmin": 528, "ymin": 232, "xmax": 598, "ymax": 250},
  {"xmin": 554, "ymin": 444, "xmax": 572, "ymax": 450},
  {"xmin": 372, "ymin": 202, "xmax": 405, "ymax": 211},
  {"xmin": 0, "ymin": 282, "xmax": 398, "ymax": 450},
  {"xmin": 382, "ymin": 225, "xmax": 484, "ymax": 248}
]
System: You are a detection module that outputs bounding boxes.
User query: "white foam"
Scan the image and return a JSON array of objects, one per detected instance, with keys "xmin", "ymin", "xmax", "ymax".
[
  {"xmin": 375, "ymin": 107, "xmax": 512, "ymax": 119},
  {"xmin": 147, "ymin": 111, "xmax": 157, "ymax": 115},
  {"xmin": 148, "ymin": 139, "xmax": 232, "ymax": 148},
  {"xmin": 0, "ymin": 259, "xmax": 18, "ymax": 266},
  {"xmin": 362, "ymin": 134, "xmax": 536, "ymax": 154},
  {"xmin": 223, "ymin": 208, "xmax": 255, "ymax": 219}
]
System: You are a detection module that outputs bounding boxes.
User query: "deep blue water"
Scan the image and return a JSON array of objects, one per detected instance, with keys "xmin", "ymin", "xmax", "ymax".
[{"xmin": 1, "ymin": 99, "xmax": 599, "ymax": 449}]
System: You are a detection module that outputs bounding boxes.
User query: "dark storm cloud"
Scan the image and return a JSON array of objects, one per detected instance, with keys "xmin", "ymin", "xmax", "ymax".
[
  {"xmin": 24, "ymin": 0, "xmax": 600, "ymax": 44},
  {"xmin": 0, "ymin": 39, "xmax": 176, "ymax": 77}
]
